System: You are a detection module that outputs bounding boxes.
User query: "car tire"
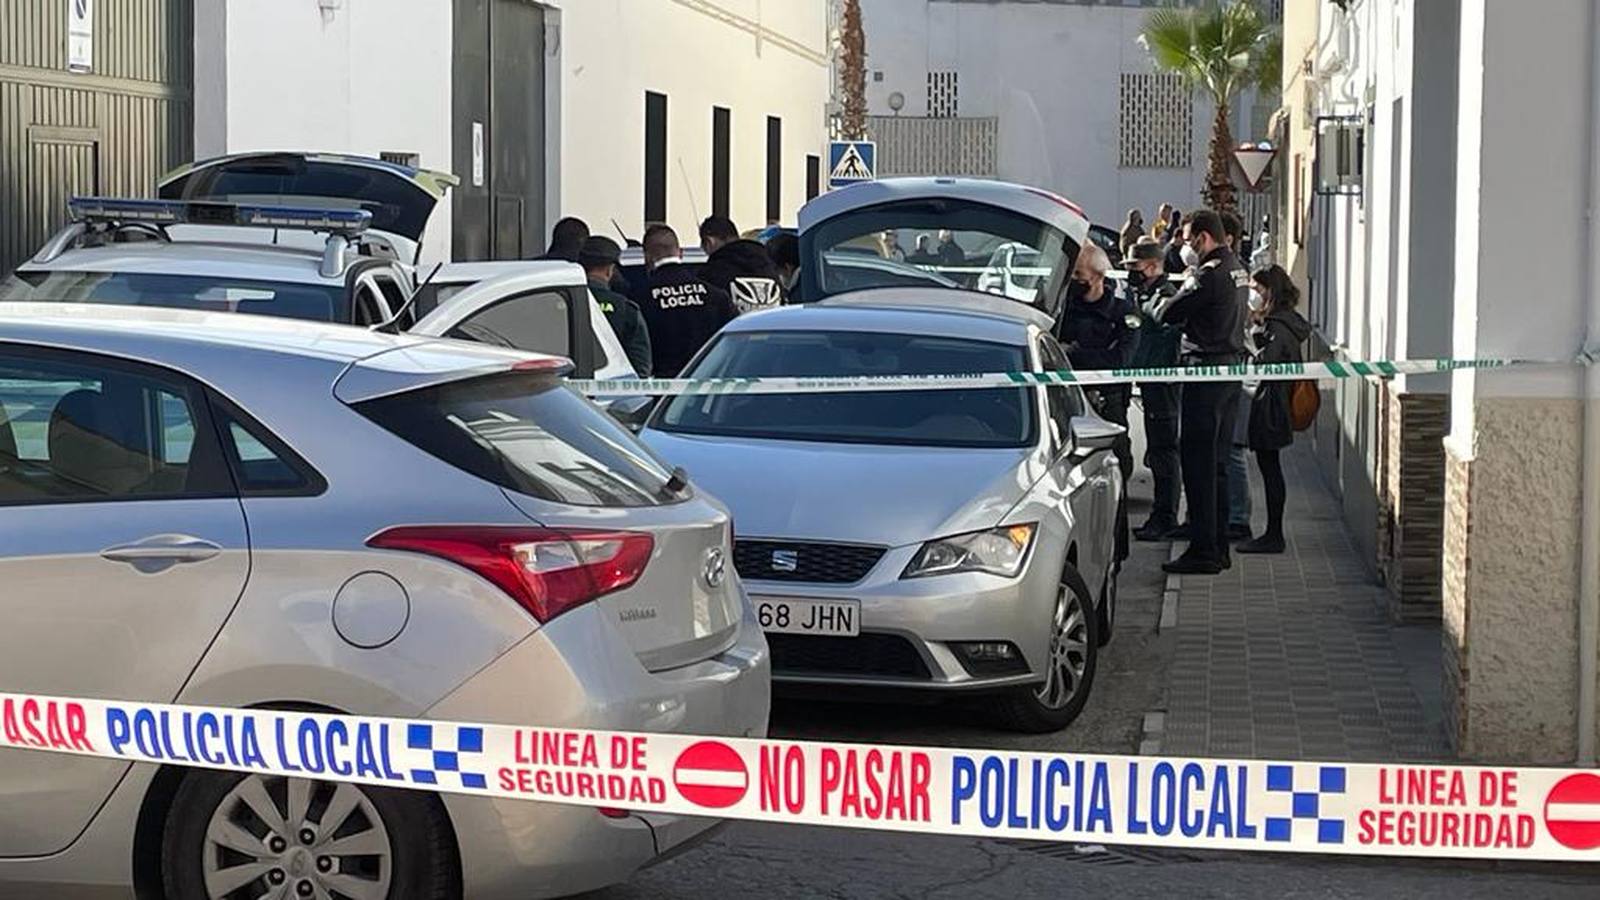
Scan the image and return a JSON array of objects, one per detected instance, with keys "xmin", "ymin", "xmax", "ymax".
[
  {"xmin": 994, "ymin": 563, "xmax": 1099, "ymax": 733},
  {"xmin": 1096, "ymin": 561, "xmax": 1118, "ymax": 647},
  {"xmin": 161, "ymin": 769, "xmax": 458, "ymax": 900}
]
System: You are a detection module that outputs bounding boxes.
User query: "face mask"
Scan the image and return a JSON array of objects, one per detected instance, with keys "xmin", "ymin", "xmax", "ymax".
[
  {"xmin": 1248, "ymin": 288, "xmax": 1266, "ymax": 312},
  {"xmin": 1180, "ymin": 244, "xmax": 1201, "ymax": 269},
  {"xmin": 1126, "ymin": 268, "xmax": 1148, "ymax": 288}
]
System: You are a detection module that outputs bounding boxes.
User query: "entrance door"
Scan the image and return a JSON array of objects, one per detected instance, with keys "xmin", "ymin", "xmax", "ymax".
[{"xmin": 452, "ymin": 0, "xmax": 547, "ymax": 261}]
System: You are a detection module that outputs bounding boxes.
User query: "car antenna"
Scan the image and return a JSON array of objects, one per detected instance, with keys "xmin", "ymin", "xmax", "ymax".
[
  {"xmin": 611, "ymin": 218, "xmax": 630, "ymax": 243},
  {"xmin": 372, "ymin": 261, "xmax": 443, "ymax": 334}
]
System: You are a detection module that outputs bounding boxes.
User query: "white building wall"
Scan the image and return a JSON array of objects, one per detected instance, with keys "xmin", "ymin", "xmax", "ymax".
[
  {"xmin": 193, "ymin": 0, "xmax": 830, "ymax": 261},
  {"xmin": 859, "ymin": 0, "xmax": 1263, "ymax": 226},
  {"xmin": 197, "ymin": 0, "xmax": 455, "ymax": 263},
  {"xmin": 551, "ymin": 0, "xmax": 831, "ymax": 241}
]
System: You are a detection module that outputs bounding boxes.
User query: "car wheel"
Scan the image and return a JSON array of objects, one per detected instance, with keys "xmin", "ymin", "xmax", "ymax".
[
  {"xmin": 1096, "ymin": 561, "xmax": 1118, "ymax": 647},
  {"xmin": 161, "ymin": 770, "xmax": 458, "ymax": 900},
  {"xmin": 995, "ymin": 563, "xmax": 1099, "ymax": 733}
]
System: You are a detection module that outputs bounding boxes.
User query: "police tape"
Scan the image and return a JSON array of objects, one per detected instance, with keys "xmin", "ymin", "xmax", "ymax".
[
  {"xmin": 7, "ymin": 691, "xmax": 1600, "ymax": 861},
  {"xmin": 570, "ymin": 356, "xmax": 1539, "ymax": 397}
]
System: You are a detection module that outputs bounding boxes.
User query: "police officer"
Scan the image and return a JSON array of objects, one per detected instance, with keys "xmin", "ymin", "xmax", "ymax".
[
  {"xmin": 1124, "ymin": 239, "xmax": 1183, "ymax": 541},
  {"xmin": 1057, "ymin": 243, "xmax": 1138, "ymax": 561},
  {"xmin": 1151, "ymin": 209, "xmax": 1250, "ymax": 575},
  {"xmin": 636, "ymin": 224, "xmax": 738, "ymax": 376},
  {"xmin": 580, "ymin": 236, "xmax": 652, "ymax": 376}
]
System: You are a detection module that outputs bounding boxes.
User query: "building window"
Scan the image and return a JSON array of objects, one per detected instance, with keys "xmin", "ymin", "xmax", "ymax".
[
  {"xmin": 766, "ymin": 116, "xmax": 782, "ymax": 224},
  {"xmin": 927, "ymin": 71, "xmax": 958, "ymax": 118},
  {"xmin": 806, "ymin": 154, "xmax": 821, "ymax": 201},
  {"xmin": 1118, "ymin": 73, "xmax": 1193, "ymax": 169},
  {"xmin": 644, "ymin": 91, "xmax": 668, "ymax": 223},
  {"xmin": 712, "ymin": 107, "xmax": 731, "ymax": 218}
]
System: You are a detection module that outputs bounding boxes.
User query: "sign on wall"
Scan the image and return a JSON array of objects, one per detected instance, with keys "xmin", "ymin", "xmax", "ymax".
[
  {"xmin": 471, "ymin": 122, "xmax": 485, "ymax": 187},
  {"xmin": 828, "ymin": 140, "xmax": 876, "ymax": 189},
  {"xmin": 67, "ymin": 0, "xmax": 93, "ymax": 73}
]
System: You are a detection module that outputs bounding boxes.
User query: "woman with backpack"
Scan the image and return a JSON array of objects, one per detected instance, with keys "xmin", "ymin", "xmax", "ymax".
[{"xmin": 1238, "ymin": 265, "xmax": 1313, "ymax": 554}]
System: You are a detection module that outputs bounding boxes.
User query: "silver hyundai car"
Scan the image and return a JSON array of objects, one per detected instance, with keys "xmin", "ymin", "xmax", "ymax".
[
  {"xmin": 638, "ymin": 291, "xmax": 1124, "ymax": 732},
  {"xmin": 0, "ymin": 304, "xmax": 768, "ymax": 899}
]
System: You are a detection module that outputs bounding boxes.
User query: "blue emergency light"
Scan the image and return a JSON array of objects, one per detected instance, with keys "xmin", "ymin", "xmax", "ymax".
[{"xmin": 66, "ymin": 197, "xmax": 371, "ymax": 236}]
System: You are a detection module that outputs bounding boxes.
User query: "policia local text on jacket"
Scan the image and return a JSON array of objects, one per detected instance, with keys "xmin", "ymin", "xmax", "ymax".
[
  {"xmin": 1152, "ymin": 243, "xmax": 1250, "ymax": 572},
  {"xmin": 637, "ymin": 260, "xmax": 739, "ymax": 377}
]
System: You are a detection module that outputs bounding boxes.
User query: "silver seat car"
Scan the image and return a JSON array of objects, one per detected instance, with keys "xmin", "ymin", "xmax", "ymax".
[
  {"xmin": 638, "ymin": 292, "xmax": 1123, "ymax": 732},
  {"xmin": 0, "ymin": 304, "xmax": 768, "ymax": 899}
]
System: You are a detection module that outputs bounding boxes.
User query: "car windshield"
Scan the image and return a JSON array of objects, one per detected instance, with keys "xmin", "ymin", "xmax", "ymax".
[
  {"xmin": 0, "ymin": 270, "xmax": 346, "ymax": 322},
  {"xmin": 800, "ymin": 197, "xmax": 1074, "ymax": 307},
  {"xmin": 654, "ymin": 330, "xmax": 1034, "ymax": 448}
]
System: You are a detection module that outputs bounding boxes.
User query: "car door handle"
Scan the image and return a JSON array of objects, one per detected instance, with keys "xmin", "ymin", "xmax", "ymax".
[{"xmin": 100, "ymin": 534, "xmax": 223, "ymax": 566}]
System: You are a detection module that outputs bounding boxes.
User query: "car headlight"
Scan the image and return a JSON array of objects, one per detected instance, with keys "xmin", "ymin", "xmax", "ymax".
[{"xmin": 902, "ymin": 524, "xmax": 1037, "ymax": 579}]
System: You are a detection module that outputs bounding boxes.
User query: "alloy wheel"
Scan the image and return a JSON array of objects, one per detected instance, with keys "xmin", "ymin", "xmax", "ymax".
[
  {"xmin": 1034, "ymin": 584, "xmax": 1090, "ymax": 709},
  {"xmin": 201, "ymin": 775, "xmax": 392, "ymax": 900}
]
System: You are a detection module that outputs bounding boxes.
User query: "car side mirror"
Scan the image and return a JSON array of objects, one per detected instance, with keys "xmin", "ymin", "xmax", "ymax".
[
  {"xmin": 1069, "ymin": 415, "xmax": 1125, "ymax": 460},
  {"xmin": 605, "ymin": 395, "xmax": 656, "ymax": 432}
]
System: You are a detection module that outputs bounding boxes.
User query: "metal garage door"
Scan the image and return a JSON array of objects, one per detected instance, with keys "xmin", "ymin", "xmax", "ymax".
[{"xmin": 0, "ymin": 0, "xmax": 193, "ymax": 275}]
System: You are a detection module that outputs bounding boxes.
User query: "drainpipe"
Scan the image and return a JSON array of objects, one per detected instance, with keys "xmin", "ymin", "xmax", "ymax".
[{"xmin": 1577, "ymin": 2, "xmax": 1600, "ymax": 766}]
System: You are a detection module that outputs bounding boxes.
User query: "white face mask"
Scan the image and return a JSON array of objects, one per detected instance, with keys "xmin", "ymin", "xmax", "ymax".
[
  {"xmin": 1248, "ymin": 288, "xmax": 1266, "ymax": 312},
  {"xmin": 1180, "ymin": 244, "xmax": 1200, "ymax": 269}
]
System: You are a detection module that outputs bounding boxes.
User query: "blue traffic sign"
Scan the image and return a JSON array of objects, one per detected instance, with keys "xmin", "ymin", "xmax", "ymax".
[{"xmin": 828, "ymin": 141, "xmax": 877, "ymax": 188}]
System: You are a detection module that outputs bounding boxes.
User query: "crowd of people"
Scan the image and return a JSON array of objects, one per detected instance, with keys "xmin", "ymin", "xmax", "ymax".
[
  {"xmin": 1059, "ymin": 204, "xmax": 1310, "ymax": 571},
  {"xmin": 540, "ymin": 201, "xmax": 1307, "ymax": 570},
  {"xmin": 537, "ymin": 215, "xmax": 787, "ymax": 379}
]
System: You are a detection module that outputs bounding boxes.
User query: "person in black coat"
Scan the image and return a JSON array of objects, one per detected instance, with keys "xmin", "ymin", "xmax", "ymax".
[
  {"xmin": 539, "ymin": 217, "xmax": 590, "ymax": 262},
  {"xmin": 637, "ymin": 224, "xmax": 738, "ymax": 376},
  {"xmin": 1238, "ymin": 265, "xmax": 1312, "ymax": 554},
  {"xmin": 698, "ymin": 215, "xmax": 782, "ymax": 312}
]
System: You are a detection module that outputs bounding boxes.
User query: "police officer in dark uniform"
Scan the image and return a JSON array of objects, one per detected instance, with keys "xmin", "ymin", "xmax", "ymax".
[
  {"xmin": 579, "ymin": 236, "xmax": 652, "ymax": 376},
  {"xmin": 1152, "ymin": 209, "xmax": 1250, "ymax": 574},
  {"xmin": 1124, "ymin": 239, "xmax": 1184, "ymax": 541},
  {"xmin": 636, "ymin": 224, "xmax": 738, "ymax": 376},
  {"xmin": 1057, "ymin": 243, "xmax": 1138, "ymax": 561}
]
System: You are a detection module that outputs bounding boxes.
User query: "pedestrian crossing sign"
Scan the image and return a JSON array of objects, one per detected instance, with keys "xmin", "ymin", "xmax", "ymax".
[{"xmin": 828, "ymin": 141, "xmax": 876, "ymax": 188}]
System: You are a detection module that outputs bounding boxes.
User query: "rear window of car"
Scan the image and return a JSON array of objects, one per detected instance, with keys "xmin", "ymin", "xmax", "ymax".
[
  {"xmin": 0, "ymin": 270, "xmax": 347, "ymax": 322},
  {"xmin": 355, "ymin": 372, "xmax": 676, "ymax": 508},
  {"xmin": 653, "ymin": 330, "xmax": 1035, "ymax": 449}
]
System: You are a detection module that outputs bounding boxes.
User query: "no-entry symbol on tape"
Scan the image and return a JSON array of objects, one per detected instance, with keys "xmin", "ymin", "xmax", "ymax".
[
  {"xmin": 673, "ymin": 740, "xmax": 749, "ymax": 809},
  {"xmin": 1545, "ymin": 773, "xmax": 1600, "ymax": 849}
]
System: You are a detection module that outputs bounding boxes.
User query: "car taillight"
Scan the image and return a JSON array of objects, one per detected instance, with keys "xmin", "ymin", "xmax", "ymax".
[{"xmin": 366, "ymin": 526, "xmax": 654, "ymax": 622}]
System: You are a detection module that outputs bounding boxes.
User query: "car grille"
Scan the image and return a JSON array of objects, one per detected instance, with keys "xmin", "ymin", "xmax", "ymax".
[
  {"xmin": 767, "ymin": 633, "xmax": 932, "ymax": 680},
  {"xmin": 734, "ymin": 539, "xmax": 886, "ymax": 584}
]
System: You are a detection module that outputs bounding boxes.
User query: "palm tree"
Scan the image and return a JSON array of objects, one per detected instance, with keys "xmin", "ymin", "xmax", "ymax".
[
  {"xmin": 839, "ymin": 0, "xmax": 868, "ymax": 140},
  {"xmin": 1140, "ymin": 1, "xmax": 1279, "ymax": 216}
]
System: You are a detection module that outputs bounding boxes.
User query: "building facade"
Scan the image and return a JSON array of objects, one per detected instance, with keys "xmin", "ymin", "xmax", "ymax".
[
  {"xmin": 855, "ymin": 0, "xmax": 1274, "ymax": 227},
  {"xmin": 0, "ymin": 0, "xmax": 831, "ymax": 270},
  {"xmin": 1281, "ymin": 0, "xmax": 1600, "ymax": 763}
]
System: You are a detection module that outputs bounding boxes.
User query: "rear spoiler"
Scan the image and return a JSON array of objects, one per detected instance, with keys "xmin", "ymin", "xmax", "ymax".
[{"xmin": 33, "ymin": 197, "xmax": 373, "ymax": 278}]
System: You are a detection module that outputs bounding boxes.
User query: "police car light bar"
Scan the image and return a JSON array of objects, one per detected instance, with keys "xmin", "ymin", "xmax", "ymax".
[{"xmin": 66, "ymin": 197, "xmax": 371, "ymax": 237}]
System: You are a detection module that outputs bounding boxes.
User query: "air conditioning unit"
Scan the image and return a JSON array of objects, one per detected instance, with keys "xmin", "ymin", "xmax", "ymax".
[{"xmin": 1315, "ymin": 115, "xmax": 1363, "ymax": 195}]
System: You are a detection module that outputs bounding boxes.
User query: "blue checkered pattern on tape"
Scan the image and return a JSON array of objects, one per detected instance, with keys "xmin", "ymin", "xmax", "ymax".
[{"xmin": 407, "ymin": 723, "xmax": 488, "ymax": 790}]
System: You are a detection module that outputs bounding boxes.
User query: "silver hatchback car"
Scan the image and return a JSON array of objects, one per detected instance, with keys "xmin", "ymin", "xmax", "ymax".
[
  {"xmin": 0, "ymin": 305, "xmax": 768, "ymax": 899},
  {"xmin": 639, "ymin": 290, "xmax": 1123, "ymax": 732}
]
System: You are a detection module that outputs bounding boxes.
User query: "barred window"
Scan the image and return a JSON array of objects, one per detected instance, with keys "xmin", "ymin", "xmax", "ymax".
[
  {"xmin": 927, "ymin": 71, "xmax": 959, "ymax": 119},
  {"xmin": 1119, "ymin": 73, "xmax": 1193, "ymax": 169}
]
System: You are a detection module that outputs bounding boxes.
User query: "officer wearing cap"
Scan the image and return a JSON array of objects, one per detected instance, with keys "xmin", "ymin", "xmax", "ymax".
[
  {"xmin": 1149, "ymin": 209, "xmax": 1250, "ymax": 575},
  {"xmin": 1124, "ymin": 238, "xmax": 1183, "ymax": 541},
  {"xmin": 580, "ymin": 236, "xmax": 653, "ymax": 377}
]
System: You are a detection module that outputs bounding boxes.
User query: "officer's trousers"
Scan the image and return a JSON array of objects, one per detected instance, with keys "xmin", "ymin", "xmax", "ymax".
[
  {"xmin": 1178, "ymin": 380, "xmax": 1242, "ymax": 562},
  {"xmin": 1138, "ymin": 382, "xmax": 1182, "ymax": 527}
]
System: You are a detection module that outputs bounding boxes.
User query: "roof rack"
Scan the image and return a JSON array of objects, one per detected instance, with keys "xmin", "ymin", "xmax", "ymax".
[{"xmin": 38, "ymin": 197, "xmax": 374, "ymax": 277}]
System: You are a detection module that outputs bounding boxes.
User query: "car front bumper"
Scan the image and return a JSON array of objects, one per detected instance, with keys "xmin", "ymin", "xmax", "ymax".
[
  {"xmin": 750, "ymin": 542, "xmax": 1059, "ymax": 692},
  {"xmin": 422, "ymin": 600, "xmax": 770, "ymax": 900}
]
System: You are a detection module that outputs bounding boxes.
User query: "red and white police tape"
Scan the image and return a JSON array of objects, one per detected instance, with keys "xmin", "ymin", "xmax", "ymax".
[{"xmin": 5, "ymin": 691, "xmax": 1600, "ymax": 861}]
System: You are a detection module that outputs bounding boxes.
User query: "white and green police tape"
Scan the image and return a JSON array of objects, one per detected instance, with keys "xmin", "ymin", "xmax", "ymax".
[{"xmin": 570, "ymin": 356, "xmax": 1537, "ymax": 398}]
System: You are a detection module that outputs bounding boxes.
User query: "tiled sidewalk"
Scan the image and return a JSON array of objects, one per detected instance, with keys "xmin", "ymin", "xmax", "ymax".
[{"xmin": 1159, "ymin": 439, "xmax": 1449, "ymax": 762}]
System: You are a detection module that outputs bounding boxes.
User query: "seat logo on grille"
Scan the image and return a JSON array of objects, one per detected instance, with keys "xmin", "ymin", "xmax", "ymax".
[{"xmin": 771, "ymin": 549, "xmax": 799, "ymax": 573}]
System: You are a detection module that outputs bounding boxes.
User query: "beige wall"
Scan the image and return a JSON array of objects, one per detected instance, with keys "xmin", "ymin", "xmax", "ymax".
[{"xmin": 1275, "ymin": 0, "xmax": 1318, "ymax": 290}]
